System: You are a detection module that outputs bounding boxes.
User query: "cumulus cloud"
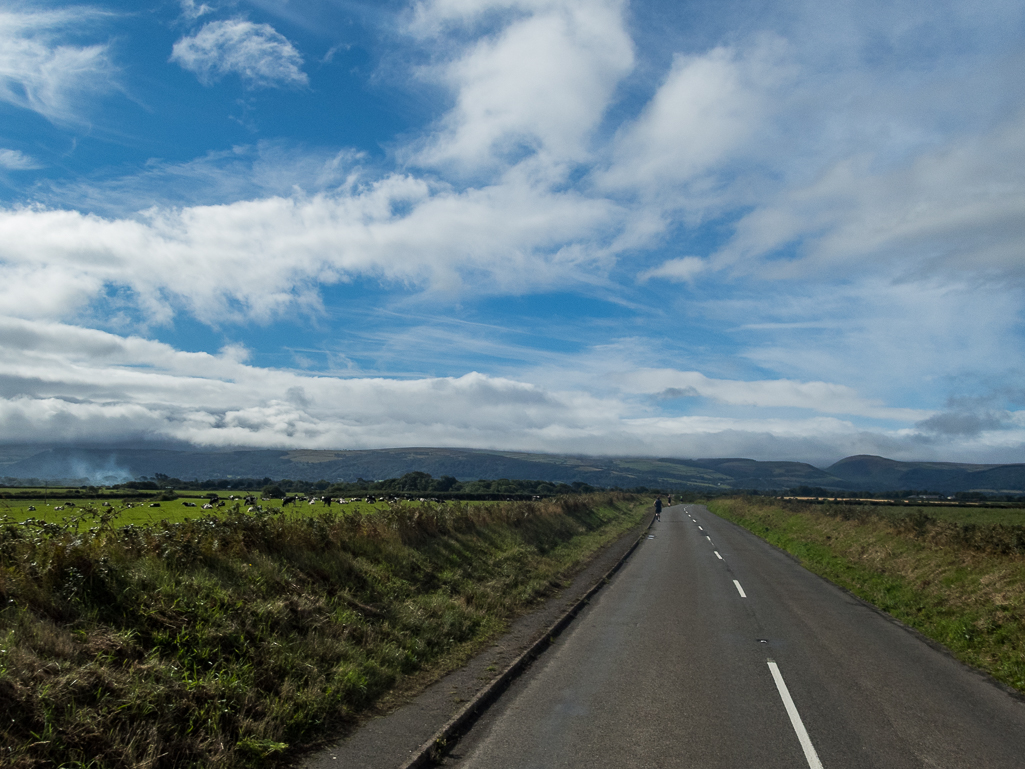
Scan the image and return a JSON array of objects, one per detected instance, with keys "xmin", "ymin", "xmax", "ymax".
[
  {"xmin": 410, "ymin": 0, "xmax": 633, "ymax": 174},
  {"xmin": 0, "ymin": 162, "xmax": 626, "ymax": 324},
  {"xmin": 170, "ymin": 18, "xmax": 308, "ymax": 88},
  {"xmin": 600, "ymin": 37, "xmax": 791, "ymax": 195},
  {"xmin": 0, "ymin": 7, "xmax": 119, "ymax": 123}
]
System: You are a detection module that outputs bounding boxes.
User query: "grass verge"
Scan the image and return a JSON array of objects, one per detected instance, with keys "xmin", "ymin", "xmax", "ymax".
[
  {"xmin": 707, "ymin": 497, "xmax": 1025, "ymax": 695},
  {"xmin": 0, "ymin": 494, "xmax": 647, "ymax": 768}
]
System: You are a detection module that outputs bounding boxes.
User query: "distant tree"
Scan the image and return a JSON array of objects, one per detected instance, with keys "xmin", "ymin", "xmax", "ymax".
[
  {"xmin": 432, "ymin": 475, "xmax": 459, "ymax": 492},
  {"xmin": 262, "ymin": 484, "xmax": 284, "ymax": 499}
]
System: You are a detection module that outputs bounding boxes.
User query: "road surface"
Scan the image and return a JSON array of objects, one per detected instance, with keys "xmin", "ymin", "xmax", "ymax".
[{"xmin": 438, "ymin": 504, "xmax": 1025, "ymax": 768}]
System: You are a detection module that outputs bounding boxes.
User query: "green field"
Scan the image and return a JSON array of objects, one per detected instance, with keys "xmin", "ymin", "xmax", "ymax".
[
  {"xmin": 873, "ymin": 503, "xmax": 1025, "ymax": 526},
  {"xmin": 0, "ymin": 492, "xmax": 394, "ymax": 528}
]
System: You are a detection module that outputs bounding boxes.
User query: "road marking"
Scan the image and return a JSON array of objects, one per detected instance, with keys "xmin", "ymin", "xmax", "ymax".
[
  {"xmin": 733, "ymin": 579, "xmax": 747, "ymax": 597},
  {"xmin": 698, "ymin": 526, "xmax": 704, "ymax": 531},
  {"xmin": 705, "ymin": 535, "xmax": 712, "ymax": 542},
  {"xmin": 714, "ymin": 551, "xmax": 723, "ymax": 560},
  {"xmin": 767, "ymin": 661, "xmax": 824, "ymax": 769}
]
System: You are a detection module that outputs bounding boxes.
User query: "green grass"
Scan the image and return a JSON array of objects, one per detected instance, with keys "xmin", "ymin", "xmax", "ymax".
[
  {"xmin": 872, "ymin": 503, "xmax": 1025, "ymax": 526},
  {"xmin": 0, "ymin": 493, "xmax": 647, "ymax": 768},
  {"xmin": 708, "ymin": 497, "xmax": 1025, "ymax": 694},
  {"xmin": 0, "ymin": 495, "xmax": 393, "ymax": 528}
]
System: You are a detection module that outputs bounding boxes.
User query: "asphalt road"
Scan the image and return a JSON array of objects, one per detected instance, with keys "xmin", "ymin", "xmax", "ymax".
[{"xmin": 438, "ymin": 503, "xmax": 1025, "ymax": 768}]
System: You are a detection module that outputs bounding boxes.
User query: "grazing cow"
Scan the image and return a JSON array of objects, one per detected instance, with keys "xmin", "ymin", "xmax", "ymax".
[
  {"xmin": 150, "ymin": 502, "xmax": 161, "ymax": 507},
  {"xmin": 202, "ymin": 503, "xmax": 214, "ymax": 510},
  {"xmin": 323, "ymin": 497, "xmax": 332, "ymax": 507},
  {"xmin": 244, "ymin": 496, "xmax": 256, "ymax": 506},
  {"xmin": 281, "ymin": 496, "xmax": 296, "ymax": 507},
  {"xmin": 183, "ymin": 502, "xmax": 196, "ymax": 507},
  {"xmin": 27, "ymin": 506, "xmax": 35, "ymax": 511}
]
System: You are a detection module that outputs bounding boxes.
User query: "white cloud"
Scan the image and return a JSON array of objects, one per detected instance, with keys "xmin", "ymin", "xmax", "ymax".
[
  {"xmin": 179, "ymin": 0, "xmax": 214, "ymax": 22},
  {"xmin": 411, "ymin": 0, "xmax": 634, "ymax": 173},
  {"xmin": 170, "ymin": 18, "xmax": 308, "ymax": 88},
  {"xmin": 637, "ymin": 256, "xmax": 705, "ymax": 283},
  {"xmin": 600, "ymin": 37, "xmax": 791, "ymax": 195},
  {"xmin": 0, "ymin": 7, "xmax": 119, "ymax": 124},
  {"xmin": 0, "ymin": 168, "xmax": 622, "ymax": 324},
  {"xmin": 34, "ymin": 142, "xmax": 363, "ymax": 216},
  {"xmin": 0, "ymin": 316, "xmax": 1020, "ymax": 464},
  {"xmin": 0, "ymin": 148, "xmax": 41, "ymax": 170},
  {"xmin": 612, "ymin": 368, "xmax": 928, "ymax": 422},
  {"xmin": 712, "ymin": 111, "xmax": 1025, "ymax": 283}
]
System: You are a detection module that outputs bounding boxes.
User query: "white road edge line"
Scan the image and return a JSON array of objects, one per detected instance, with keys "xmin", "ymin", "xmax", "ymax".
[
  {"xmin": 733, "ymin": 579, "xmax": 747, "ymax": 597},
  {"xmin": 714, "ymin": 551, "xmax": 723, "ymax": 560},
  {"xmin": 767, "ymin": 660, "xmax": 824, "ymax": 769}
]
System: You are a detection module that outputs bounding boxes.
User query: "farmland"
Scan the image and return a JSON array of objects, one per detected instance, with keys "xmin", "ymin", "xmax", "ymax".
[{"xmin": 0, "ymin": 489, "xmax": 391, "ymax": 528}]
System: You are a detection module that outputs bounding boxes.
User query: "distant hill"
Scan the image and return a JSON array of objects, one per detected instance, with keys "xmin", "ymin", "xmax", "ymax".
[
  {"xmin": 1, "ymin": 447, "xmax": 1022, "ymax": 494},
  {"xmin": 826, "ymin": 455, "xmax": 1025, "ymax": 494}
]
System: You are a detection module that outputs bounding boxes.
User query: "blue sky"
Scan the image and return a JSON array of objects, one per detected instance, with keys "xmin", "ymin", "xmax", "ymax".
[{"xmin": 0, "ymin": 0, "xmax": 1023, "ymax": 466}]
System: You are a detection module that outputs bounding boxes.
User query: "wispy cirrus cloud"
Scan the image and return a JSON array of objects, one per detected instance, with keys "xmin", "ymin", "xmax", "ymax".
[
  {"xmin": 0, "ymin": 6, "xmax": 119, "ymax": 124},
  {"xmin": 170, "ymin": 18, "xmax": 308, "ymax": 89},
  {"xmin": 178, "ymin": 0, "xmax": 214, "ymax": 23},
  {"xmin": 0, "ymin": 148, "xmax": 41, "ymax": 170}
]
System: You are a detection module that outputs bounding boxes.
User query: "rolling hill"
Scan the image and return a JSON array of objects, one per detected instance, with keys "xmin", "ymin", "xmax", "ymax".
[{"xmin": 1, "ymin": 446, "xmax": 1022, "ymax": 494}]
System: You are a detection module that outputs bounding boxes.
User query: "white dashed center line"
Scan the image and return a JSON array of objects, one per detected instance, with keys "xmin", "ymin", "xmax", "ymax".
[
  {"xmin": 768, "ymin": 661, "xmax": 824, "ymax": 769},
  {"xmin": 714, "ymin": 551, "xmax": 723, "ymax": 560},
  {"xmin": 733, "ymin": 579, "xmax": 747, "ymax": 598}
]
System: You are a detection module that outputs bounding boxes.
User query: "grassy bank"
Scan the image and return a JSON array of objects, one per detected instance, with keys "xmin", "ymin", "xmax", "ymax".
[
  {"xmin": 0, "ymin": 494, "xmax": 647, "ymax": 768},
  {"xmin": 708, "ymin": 497, "xmax": 1025, "ymax": 694}
]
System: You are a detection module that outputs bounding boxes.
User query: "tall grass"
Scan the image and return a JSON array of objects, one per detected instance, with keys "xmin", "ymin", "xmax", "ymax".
[
  {"xmin": 708, "ymin": 497, "xmax": 1025, "ymax": 694},
  {"xmin": 0, "ymin": 494, "xmax": 645, "ymax": 767}
]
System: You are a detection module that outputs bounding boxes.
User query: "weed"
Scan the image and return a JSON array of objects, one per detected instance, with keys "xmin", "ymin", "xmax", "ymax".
[{"xmin": 0, "ymin": 493, "xmax": 646, "ymax": 767}]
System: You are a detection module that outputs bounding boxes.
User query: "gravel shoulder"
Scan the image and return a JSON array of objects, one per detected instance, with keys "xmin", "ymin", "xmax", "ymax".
[{"xmin": 295, "ymin": 518, "xmax": 649, "ymax": 769}]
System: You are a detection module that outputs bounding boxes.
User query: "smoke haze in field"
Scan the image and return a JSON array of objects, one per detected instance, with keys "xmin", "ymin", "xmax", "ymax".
[{"xmin": 0, "ymin": 0, "xmax": 1023, "ymax": 465}]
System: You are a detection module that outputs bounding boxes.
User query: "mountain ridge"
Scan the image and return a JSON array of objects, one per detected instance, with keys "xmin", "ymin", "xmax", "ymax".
[{"xmin": 1, "ymin": 447, "xmax": 1022, "ymax": 494}]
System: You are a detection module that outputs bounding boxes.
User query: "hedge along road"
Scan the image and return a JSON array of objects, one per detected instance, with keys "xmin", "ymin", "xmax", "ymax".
[{"xmin": 437, "ymin": 504, "xmax": 1025, "ymax": 768}]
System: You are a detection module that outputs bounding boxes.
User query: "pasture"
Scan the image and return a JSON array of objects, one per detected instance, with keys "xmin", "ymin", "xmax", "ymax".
[{"xmin": 0, "ymin": 490, "xmax": 393, "ymax": 528}]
